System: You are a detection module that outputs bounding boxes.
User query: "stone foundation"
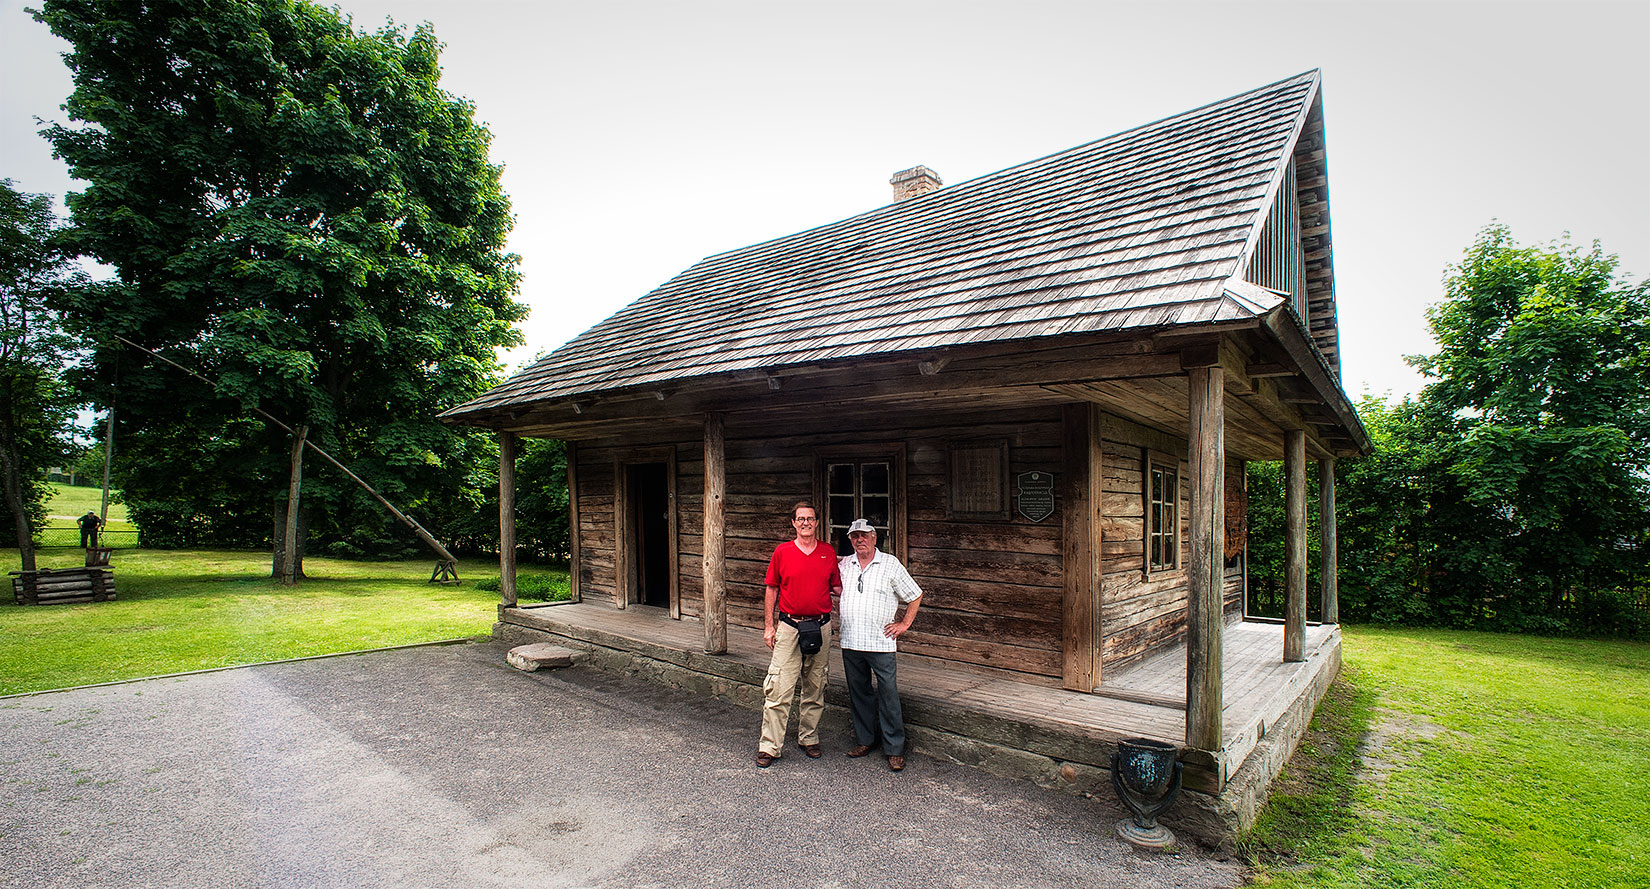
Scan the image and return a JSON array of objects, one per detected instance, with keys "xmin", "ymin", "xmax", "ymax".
[{"xmin": 493, "ymin": 619, "xmax": 1339, "ymax": 849}]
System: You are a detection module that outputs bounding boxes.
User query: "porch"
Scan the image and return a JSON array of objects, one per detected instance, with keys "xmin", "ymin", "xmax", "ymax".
[{"xmin": 496, "ymin": 600, "xmax": 1341, "ymax": 840}]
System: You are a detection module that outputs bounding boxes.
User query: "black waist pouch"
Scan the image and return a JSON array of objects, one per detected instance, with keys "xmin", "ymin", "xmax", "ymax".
[
  {"xmin": 784, "ymin": 615, "xmax": 826, "ymax": 656},
  {"xmin": 795, "ymin": 619, "xmax": 823, "ymax": 655}
]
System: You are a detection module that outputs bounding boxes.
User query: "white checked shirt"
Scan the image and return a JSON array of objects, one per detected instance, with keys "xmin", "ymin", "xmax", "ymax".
[{"xmin": 837, "ymin": 548, "xmax": 923, "ymax": 652}]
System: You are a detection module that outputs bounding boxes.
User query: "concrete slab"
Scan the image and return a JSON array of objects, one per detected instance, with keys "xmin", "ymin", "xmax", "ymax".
[{"xmin": 0, "ymin": 641, "xmax": 1243, "ymax": 889}]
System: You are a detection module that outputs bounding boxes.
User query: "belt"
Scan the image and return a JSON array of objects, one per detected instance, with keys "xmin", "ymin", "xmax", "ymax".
[{"xmin": 779, "ymin": 612, "xmax": 830, "ymax": 625}]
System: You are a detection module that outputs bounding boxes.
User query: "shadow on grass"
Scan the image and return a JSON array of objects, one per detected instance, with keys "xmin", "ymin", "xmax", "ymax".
[{"xmin": 1237, "ymin": 664, "xmax": 1379, "ymax": 871}]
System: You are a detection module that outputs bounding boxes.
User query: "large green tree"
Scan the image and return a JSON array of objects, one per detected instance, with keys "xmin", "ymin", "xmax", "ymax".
[
  {"xmin": 1252, "ymin": 225, "xmax": 1649, "ymax": 636},
  {"xmin": 0, "ymin": 180, "xmax": 82, "ymax": 571},
  {"xmin": 36, "ymin": 0, "xmax": 525, "ymax": 567},
  {"xmin": 1412, "ymin": 225, "xmax": 1649, "ymax": 631}
]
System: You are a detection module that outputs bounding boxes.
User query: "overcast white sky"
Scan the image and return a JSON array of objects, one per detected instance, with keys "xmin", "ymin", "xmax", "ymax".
[{"xmin": 3, "ymin": 0, "xmax": 1646, "ymax": 400}]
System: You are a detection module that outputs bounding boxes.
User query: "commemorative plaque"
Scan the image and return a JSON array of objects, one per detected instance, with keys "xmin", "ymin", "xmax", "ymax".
[{"xmin": 1015, "ymin": 471, "xmax": 1055, "ymax": 522}]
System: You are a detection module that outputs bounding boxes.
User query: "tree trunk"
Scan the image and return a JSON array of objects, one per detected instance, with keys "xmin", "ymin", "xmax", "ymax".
[
  {"xmin": 277, "ymin": 425, "xmax": 308, "ymax": 584},
  {"xmin": 271, "ymin": 499, "xmax": 309, "ymax": 579},
  {"xmin": 0, "ymin": 427, "xmax": 36, "ymax": 572}
]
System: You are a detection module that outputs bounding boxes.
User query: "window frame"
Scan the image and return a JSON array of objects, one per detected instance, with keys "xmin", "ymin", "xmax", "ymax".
[
  {"xmin": 1142, "ymin": 449, "xmax": 1182, "ymax": 576},
  {"xmin": 816, "ymin": 443, "xmax": 907, "ymax": 562}
]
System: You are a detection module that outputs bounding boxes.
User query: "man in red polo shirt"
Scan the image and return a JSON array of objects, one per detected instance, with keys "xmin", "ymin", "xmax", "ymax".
[{"xmin": 756, "ymin": 500, "xmax": 842, "ymax": 767}]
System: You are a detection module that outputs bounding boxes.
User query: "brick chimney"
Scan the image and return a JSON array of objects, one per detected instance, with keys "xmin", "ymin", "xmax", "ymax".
[{"xmin": 890, "ymin": 165, "xmax": 942, "ymax": 201}]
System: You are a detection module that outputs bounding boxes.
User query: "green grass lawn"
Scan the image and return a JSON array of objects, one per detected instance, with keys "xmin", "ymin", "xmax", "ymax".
[
  {"xmin": 1244, "ymin": 626, "xmax": 1650, "ymax": 888},
  {"xmin": 43, "ymin": 482, "xmax": 132, "ymax": 531},
  {"xmin": 8, "ymin": 543, "xmax": 1645, "ymax": 886},
  {"xmin": 0, "ymin": 547, "xmax": 568, "ymax": 696}
]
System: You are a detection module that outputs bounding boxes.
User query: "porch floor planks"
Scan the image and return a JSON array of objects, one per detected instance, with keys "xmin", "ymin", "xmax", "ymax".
[
  {"xmin": 1098, "ymin": 620, "xmax": 1338, "ymax": 747},
  {"xmin": 501, "ymin": 602, "xmax": 1336, "ymax": 771}
]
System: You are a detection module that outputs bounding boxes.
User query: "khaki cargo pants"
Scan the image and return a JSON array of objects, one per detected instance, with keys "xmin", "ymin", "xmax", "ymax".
[{"xmin": 758, "ymin": 620, "xmax": 832, "ymax": 757}]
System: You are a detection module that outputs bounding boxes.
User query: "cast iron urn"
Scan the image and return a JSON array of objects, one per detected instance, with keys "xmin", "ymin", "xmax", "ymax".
[{"xmin": 1111, "ymin": 737, "xmax": 1183, "ymax": 849}]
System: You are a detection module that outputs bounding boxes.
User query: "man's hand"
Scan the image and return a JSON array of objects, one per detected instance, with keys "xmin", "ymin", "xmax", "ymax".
[
  {"xmin": 883, "ymin": 621, "xmax": 910, "ymax": 639},
  {"xmin": 764, "ymin": 625, "xmax": 777, "ymax": 649}
]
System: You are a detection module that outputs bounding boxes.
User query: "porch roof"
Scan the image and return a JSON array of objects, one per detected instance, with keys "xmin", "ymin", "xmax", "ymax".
[{"xmin": 447, "ymin": 71, "xmax": 1331, "ymax": 421}]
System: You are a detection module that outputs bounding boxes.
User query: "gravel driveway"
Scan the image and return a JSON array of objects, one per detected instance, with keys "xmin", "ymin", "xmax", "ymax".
[{"xmin": 0, "ymin": 641, "xmax": 1242, "ymax": 888}]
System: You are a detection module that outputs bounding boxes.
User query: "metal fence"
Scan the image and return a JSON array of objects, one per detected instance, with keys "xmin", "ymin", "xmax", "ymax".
[{"xmin": 34, "ymin": 528, "xmax": 140, "ymax": 549}]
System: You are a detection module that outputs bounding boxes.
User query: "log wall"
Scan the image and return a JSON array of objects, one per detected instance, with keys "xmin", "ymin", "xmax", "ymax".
[
  {"xmin": 1096, "ymin": 412, "xmax": 1246, "ymax": 670},
  {"xmin": 565, "ymin": 402, "xmax": 1248, "ymax": 682}
]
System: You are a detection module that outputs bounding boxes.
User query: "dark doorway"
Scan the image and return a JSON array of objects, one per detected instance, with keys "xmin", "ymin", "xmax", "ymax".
[{"xmin": 628, "ymin": 462, "xmax": 671, "ymax": 608}]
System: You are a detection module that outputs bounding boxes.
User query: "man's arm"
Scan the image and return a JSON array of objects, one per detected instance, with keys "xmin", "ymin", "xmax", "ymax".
[
  {"xmin": 884, "ymin": 559, "xmax": 923, "ymax": 639},
  {"xmin": 763, "ymin": 584, "xmax": 779, "ymax": 650},
  {"xmin": 884, "ymin": 595, "xmax": 921, "ymax": 639}
]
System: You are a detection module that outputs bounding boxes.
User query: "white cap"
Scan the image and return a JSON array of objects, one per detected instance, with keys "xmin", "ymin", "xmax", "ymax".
[{"xmin": 846, "ymin": 519, "xmax": 876, "ymax": 535}]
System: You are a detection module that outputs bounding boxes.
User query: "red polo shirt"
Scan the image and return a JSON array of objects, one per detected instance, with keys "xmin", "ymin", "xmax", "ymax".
[{"xmin": 764, "ymin": 540, "xmax": 840, "ymax": 617}]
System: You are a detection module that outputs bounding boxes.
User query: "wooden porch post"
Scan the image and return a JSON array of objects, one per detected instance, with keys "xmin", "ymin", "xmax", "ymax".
[
  {"xmin": 1060, "ymin": 403, "xmax": 1102, "ymax": 691},
  {"xmin": 1185, "ymin": 365, "xmax": 1225, "ymax": 750},
  {"xmin": 499, "ymin": 431, "xmax": 517, "ymax": 608},
  {"xmin": 1319, "ymin": 457, "xmax": 1338, "ymax": 625},
  {"xmin": 702, "ymin": 412, "xmax": 728, "ymax": 654},
  {"xmin": 614, "ymin": 458, "xmax": 628, "ymax": 610},
  {"xmin": 567, "ymin": 441, "xmax": 581, "ymax": 602},
  {"xmin": 1284, "ymin": 430, "xmax": 1307, "ymax": 662}
]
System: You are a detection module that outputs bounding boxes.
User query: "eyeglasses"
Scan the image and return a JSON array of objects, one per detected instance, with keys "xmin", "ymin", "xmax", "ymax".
[{"xmin": 793, "ymin": 517, "xmax": 817, "ymax": 524}]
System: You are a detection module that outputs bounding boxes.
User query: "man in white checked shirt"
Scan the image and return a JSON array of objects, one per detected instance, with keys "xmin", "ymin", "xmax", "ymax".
[{"xmin": 836, "ymin": 518, "xmax": 923, "ymax": 772}]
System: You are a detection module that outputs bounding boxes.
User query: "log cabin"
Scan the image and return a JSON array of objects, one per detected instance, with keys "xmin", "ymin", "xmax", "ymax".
[{"xmin": 443, "ymin": 69, "xmax": 1368, "ymax": 840}]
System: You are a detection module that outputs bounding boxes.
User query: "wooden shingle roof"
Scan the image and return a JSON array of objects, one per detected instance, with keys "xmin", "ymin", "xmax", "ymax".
[{"xmin": 449, "ymin": 71, "xmax": 1328, "ymax": 418}]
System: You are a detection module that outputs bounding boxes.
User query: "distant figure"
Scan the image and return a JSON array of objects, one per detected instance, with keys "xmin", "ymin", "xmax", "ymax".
[{"xmin": 78, "ymin": 511, "xmax": 101, "ymax": 548}]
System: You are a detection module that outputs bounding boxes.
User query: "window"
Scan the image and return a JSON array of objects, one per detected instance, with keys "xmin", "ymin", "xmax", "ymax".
[
  {"xmin": 825, "ymin": 457, "xmax": 896, "ymax": 557},
  {"xmin": 1144, "ymin": 452, "xmax": 1180, "ymax": 573}
]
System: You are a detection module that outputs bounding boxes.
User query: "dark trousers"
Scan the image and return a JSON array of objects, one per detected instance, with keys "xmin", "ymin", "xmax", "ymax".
[
  {"xmin": 842, "ymin": 648, "xmax": 907, "ymax": 756},
  {"xmin": 80, "ymin": 528, "xmax": 97, "ymax": 548}
]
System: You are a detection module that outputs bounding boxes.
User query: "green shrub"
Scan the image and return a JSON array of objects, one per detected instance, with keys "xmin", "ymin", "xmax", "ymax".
[{"xmin": 472, "ymin": 573, "xmax": 570, "ymax": 602}]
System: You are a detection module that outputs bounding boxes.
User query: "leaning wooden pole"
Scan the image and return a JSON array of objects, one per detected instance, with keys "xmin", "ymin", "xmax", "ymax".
[
  {"xmin": 98, "ymin": 407, "xmax": 115, "ymax": 525},
  {"xmin": 114, "ymin": 335, "xmax": 458, "ymax": 566},
  {"xmin": 498, "ymin": 431, "xmax": 518, "ymax": 608}
]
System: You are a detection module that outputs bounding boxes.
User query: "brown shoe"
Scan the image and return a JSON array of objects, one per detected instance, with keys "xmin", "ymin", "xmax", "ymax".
[
  {"xmin": 755, "ymin": 751, "xmax": 776, "ymax": 768},
  {"xmin": 847, "ymin": 744, "xmax": 875, "ymax": 758},
  {"xmin": 799, "ymin": 743, "xmax": 822, "ymax": 759},
  {"xmin": 887, "ymin": 755, "xmax": 906, "ymax": 772}
]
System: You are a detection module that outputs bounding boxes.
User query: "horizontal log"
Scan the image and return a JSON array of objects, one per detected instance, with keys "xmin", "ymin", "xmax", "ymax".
[
  {"xmin": 1102, "ymin": 568, "xmax": 1186, "ymax": 601},
  {"xmin": 1103, "ymin": 491, "xmax": 1144, "ymax": 518},
  {"xmin": 907, "ymin": 546, "xmax": 1061, "ymax": 586},
  {"xmin": 899, "ymin": 633, "xmax": 1060, "ymax": 677},
  {"xmin": 906, "ymin": 522, "xmax": 1062, "ymax": 556},
  {"xmin": 23, "ymin": 596, "xmax": 97, "ymax": 605},
  {"xmin": 912, "ymin": 605, "xmax": 1060, "ymax": 652},
  {"xmin": 907, "ymin": 575, "xmax": 1061, "ymax": 624},
  {"xmin": 12, "ymin": 568, "xmax": 111, "ymax": 580},
  {"xmin": 30, "ymin": 581, "xmax": 99, "ymax": 593}
]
